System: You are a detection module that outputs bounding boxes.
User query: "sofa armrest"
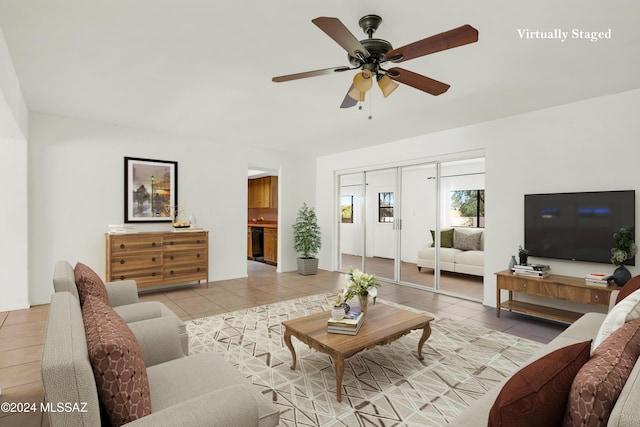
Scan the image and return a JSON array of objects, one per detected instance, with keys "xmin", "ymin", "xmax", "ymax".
[
  {"xmin": 105, "ymin": 280, "xmax": 139, "ymax": 306},
  {"xmin": 125, "ymin": 385, "xmax": 260, "ymax": 427},
  {"xmin": 127, "ymin": 317, "xmax": 185, "ymax": 367}
]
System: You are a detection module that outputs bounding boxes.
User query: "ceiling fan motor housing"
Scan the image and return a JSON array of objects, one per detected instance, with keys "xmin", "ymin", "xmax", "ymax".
[{"xmin": 348, "ymin": 38, "xmax": 393, "ymax": 68}]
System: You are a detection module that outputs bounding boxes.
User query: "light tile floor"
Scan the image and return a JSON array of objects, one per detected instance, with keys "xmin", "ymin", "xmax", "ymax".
[{"xmin": 0, "ymin": 261, "xmax": 567, "ymax": 426}]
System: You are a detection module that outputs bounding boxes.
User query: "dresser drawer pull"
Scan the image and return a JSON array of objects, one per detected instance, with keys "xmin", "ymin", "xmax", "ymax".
[
  {"xmin": 170, "ymin": 241, "xmax": 174, "ymax": 246},
  {"xmin": 151, "ymin": 272, "xmax": 156, "ymax": 277},
  {"xmin": 120, "ymin": 259, "xmax": 125, "ymax": 264},
  {"xmin": 523, "ymin": 283, "xmax": 527, "ymax": 289},
  {"xmin": 197, "ymin": 267, "xmax": 201, "ymax": 272},
  {"xmin": 197, "ymin": 240, "xmax": 201, "ymax": 244},
  {"xmin": 170, "ymin": 270, "xmax": 174, "ymax": 275},
  {"xmin": 152, "ymin": 242, "xmax": 157, "ymax": 247},
  {"xmin": 152, "ymin": 257, "xmax": 156, "ymax": 262},
  {"xmin": 120, "ymin": 244, "xmax": 125, "ymax": 249},
  {"xmin": 197, "ymin": 253, "xmax": 201, "ymax": 258},
  {"xmin": 595, "ymin": 294, "xmax": 600, "ymax": 302},
  {"xmin": 170, "ymin": 255, "xmax": 174, "ymax": 260},
  {"xmin": 119, "ymin": 275, "xmax": 125, "ymax": 280}
]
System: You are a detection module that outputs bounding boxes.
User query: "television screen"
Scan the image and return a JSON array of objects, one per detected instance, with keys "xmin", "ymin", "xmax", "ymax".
[{"xmin": 525, "ymin": 190, "xmax": 635, "ymax": 265}]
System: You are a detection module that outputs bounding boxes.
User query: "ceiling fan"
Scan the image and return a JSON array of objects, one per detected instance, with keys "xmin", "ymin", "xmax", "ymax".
[{"xmin": 272, "ymin": 15, "xmax": 478, "ymax": 108}]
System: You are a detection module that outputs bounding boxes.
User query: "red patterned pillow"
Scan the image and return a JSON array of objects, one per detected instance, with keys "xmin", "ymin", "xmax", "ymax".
[
  {"xmin": 488, "ymin": 340, "xmax": 591, "ymax": 427},
  {"xmin": 74, "ymin": 262, "xmax": 109, "ymax": 306},
  {"xmin": 563, "ymin": 318, "xmax": 640, "ymax": 427},
  {"xmin": 615, "ymin": 275, "xmax": 640, "ymax": 304},
  {"xmin": 82, "ymin": 295, "xmax": 151, "ymax": 426}
]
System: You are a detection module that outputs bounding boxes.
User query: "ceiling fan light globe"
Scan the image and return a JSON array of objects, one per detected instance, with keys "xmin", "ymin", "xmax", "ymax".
[
  {"xmin": 347, "ymin": 87, "xmax": 366, "ymax": 102},
  {"xmin": 378, "ymin": 75, "xmax": 399, "ymax": 98},
  {"xmin": 352, "ymin": 69, "xmax": 373, "ymax": 92}
]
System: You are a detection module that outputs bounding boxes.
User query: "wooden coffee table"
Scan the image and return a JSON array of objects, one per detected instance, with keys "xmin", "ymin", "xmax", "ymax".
[{"xmin": 282, "ymin": 303, "xmax": 434, "ymax": 402}]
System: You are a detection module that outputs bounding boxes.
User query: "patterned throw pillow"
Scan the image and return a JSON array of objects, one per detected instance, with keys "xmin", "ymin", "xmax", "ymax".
[
  {"xmin": 453, "ymin": 229, "xmax": 482, "ymax": 251},
  {"xmin": 488, "ymin": 340, "xmax": 591, "ymax": 427},
  {"xmin": 563, "ymin": 318, "xmax": 640, "ymax": 427},
  {"xmin": 74, "ymin": 262, "xmax": 109, "ymax": 306},
  {"xmin": 592, "ymin": 288, "xmax": 640, "ymax": 350},
  {"xmin": 82, "ymin": 295, "xmax": 151, "ymax": 426}
]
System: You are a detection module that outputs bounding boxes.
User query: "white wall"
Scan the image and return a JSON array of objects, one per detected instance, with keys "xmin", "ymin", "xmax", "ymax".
[
  {"xmin": 317, "ymin": 89, "xmax": 640, "ymax": 311},
  {"xmin": 27, "ymin": 114, "xmax": 315, "ymax": 306},
  {"xmin": 0, "ymin": 27, "xmax": 29, "ymax": 312}
]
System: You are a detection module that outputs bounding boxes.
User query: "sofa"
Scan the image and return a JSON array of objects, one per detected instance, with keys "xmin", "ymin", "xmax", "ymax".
[
  {"xmin": 449, "ymin": 286, "xmax": 640, "ymax": 427},
  {"xmin": 41, "ymin": 291, "xmax": 280, "ymax": 427},
  {"xmin": 417, "ymin": 227, "xmax": 484, "ymax": 276},
  {"xmin": 53, "ymin": 260, "xmax": 189, "ymax": 354}
]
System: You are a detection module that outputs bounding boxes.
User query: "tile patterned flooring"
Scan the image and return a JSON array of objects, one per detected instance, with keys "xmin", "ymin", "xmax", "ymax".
[{"xmin": 0, "ymin": 262, "xmax": 567, "ymax": 426}]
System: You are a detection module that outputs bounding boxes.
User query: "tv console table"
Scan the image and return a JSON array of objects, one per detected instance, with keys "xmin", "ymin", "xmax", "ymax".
[{"xmin": 495, "ymin": 270, "xmax": 622, "ymax": 323}]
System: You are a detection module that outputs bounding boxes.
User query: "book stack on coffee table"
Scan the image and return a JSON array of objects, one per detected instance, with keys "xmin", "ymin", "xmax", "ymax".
[{"xmin": 327, "ymin": 310, "xmax": 364, "ymax": 335}]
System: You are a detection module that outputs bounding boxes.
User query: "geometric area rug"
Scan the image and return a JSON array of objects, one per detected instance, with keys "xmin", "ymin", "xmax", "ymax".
[{"xmin": 186, "ymin": 293, "xmax": 543, "ymax": 427}]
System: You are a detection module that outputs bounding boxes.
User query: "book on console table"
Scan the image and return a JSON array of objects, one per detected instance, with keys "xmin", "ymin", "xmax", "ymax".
[
  {"xmin": 512, "ymin": 269, "xmax": 550, "ymax": 278},
  {"xmin": 513, "ymin": 264, "xmax": 550, "ymax": 272},
  {"xmin": 585, "ymin": 273, "xmax": 611, "ymax": 287}
]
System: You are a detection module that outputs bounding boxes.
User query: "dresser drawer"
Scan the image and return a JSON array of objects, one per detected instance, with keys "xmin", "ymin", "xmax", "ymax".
[
  {"xmin": 163, "ymin": 233, "xmax": 207, "ymax": 252},
  {"xmin": 110, "ymin": 253, "xmax": 162, "ymax": 273},
  {"xmin": 108, "ymin": 266, "xmax": 163, "ymax": 284},
  {"xmin": 164, "ymin": 251, "xmax": 207, "ymax": 265},
  {"xmin": 110, "ymin": 236, "xmax": 162, "ymax": 253},
  {"xmin": 163, "ymin": 264, "xmax": 207, "ymax": 281},
  {"xmin": 500, "ymin": 277, "xmax": 541, "ymax": 295}
]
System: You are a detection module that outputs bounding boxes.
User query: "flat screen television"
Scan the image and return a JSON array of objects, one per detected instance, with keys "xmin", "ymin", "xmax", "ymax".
[{"xmin": 524, "ymin": 190, "xmax": 635, "ymax": 265}]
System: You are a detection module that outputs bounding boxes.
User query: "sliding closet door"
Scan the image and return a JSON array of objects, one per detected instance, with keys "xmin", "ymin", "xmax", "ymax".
[
  {"xmin": 363, "ymin": 169, "xmax": 397, "ymax": 281},
  {"xmin": 399, "ymin": 163, "xmax": 438, "ymax": 289},
  {"xmin": 339, "ymin": 173, "xmax": 364, "ymax": 272}
]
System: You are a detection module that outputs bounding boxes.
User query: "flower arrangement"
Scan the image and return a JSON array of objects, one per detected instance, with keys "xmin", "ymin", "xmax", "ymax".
[
  {"xmin": 341, "ymin": 267, "xmax": 381, "ymax": 304},
  {"xmin": 611, "ymin": 227, "xmax": 637, "ymax": 266}
]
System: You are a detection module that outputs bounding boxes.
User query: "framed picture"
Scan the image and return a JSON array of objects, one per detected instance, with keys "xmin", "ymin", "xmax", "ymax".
[{"xmin": 124, "ymin": 157, "xmax": 178, "ymax": 223}]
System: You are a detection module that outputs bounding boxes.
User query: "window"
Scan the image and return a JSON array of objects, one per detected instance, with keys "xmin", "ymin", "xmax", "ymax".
[
  {"xmin": 341, "ymin": 195, "xmax": 354, "ymax": 223},
  {"xmin": 379, "ymin": 192, "xmax": 394, "ymax": 223},
  {"xmin": 450, "ymin": 190, "xmax": 485, "ymax": 227}
]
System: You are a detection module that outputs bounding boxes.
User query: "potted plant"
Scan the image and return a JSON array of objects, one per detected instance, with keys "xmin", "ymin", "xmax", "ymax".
[
  {"xmin": 611, "ymin": 227, "xmax": 637, "ymax": 286},
  {"xmin": 518, "ymin": 245, "xmax": 529, "ymax": 265},
  {"xmin": 293, "ymin": 203, "xmax": 321, "ymax": 275}
]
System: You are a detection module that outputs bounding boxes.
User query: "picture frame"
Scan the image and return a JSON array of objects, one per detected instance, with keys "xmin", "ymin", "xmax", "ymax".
[{"xmin": 124, "ymin": 157, "xmax": 178, "ymax": 223}]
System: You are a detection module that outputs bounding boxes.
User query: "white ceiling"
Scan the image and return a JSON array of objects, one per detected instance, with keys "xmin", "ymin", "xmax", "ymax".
[{"xmin": 0, "ymin": 1, "xmax": 638, "ymax": 156}]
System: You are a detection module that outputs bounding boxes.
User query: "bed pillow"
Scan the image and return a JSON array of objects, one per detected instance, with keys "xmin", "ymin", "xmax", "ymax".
[
  {"xmin": 430, "ymin": 228, "xmax": 454, "ymax": 248},
  {"xmin": 488, "ymin": 340, "xmax": 591, "ymax": 427},
  {"xmin": 592, "ymin": 287, "xmax": 640, "ymax": 350},
  {"xmin": 74, "ymin": 262, "xmax": 109, "ymax": 306}
]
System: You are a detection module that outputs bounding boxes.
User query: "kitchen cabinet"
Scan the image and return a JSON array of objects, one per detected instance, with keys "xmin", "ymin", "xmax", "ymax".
[
  {"xmin": 248, "ymin": 176, "xmax": 278, "ymax": 208},
  {"xmin": 264, "ymin": 227, "xmax": 277, "ymax": 265}
]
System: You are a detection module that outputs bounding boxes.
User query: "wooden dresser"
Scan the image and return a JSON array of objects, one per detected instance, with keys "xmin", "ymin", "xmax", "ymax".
[
  {"xmin": 495, "ymin": 269, "xmax": 622, "ymax": 323},
  {"xmin": 106, "ymin": 231, "xmax": 208, "ymax": 289}
]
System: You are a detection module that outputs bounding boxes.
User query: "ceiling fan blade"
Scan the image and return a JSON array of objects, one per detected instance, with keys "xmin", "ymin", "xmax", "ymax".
[
  {"xmin": 387, "ymin": 67, "xmax": 450, "ymax": 96},
  {"xmin": 312, "ymin": 17, "xmax": 370, "ymax": 59},
  {"xmin": 340, "ymin": 84, "xmax": 358, "ymax": 108},
  {"xmin": 272, "ymin": 66, "xmax": 350, "ymax": 82},
  {"xmin": 387, "ymin": 25, "xmax": 478, "ymax": 63}
]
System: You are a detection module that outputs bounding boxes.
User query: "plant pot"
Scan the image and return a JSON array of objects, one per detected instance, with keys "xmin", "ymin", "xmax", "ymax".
[
  {"xmin": 519, "ymin": 255, "xmax": 528, "ymax": 266},
  {"xmin": 297, "ymin": 257, "xmax": 319, "ymax": 275},
  {"xmin": 613, "ymin": 265, "xmax": 632, "ymax": 286}
]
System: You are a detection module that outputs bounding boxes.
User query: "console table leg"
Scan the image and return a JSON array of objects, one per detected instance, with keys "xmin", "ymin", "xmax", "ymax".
[
  {"xmin": 334, "ymin": 355, "xmax": 345, "ymax": 402},
  {"xmin": 417, "ymin": 322, "xmax": 432, "ymax": 361},
  {"xmin": 283, "ymin": 330, "xmax": 297, "ymax": 370}
]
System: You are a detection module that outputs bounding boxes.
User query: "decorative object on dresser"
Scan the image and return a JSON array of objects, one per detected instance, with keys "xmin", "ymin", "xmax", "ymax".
[
  {"xmin": 293, "ymin": 203, "xmax": 321, "ymax": 275},
  {"xmin": 610, "ymin": 226, "xmax": 637, "ymax": 286},
  {"xmin": 124, "ymin": 157, "xmax": 177, "ymax": 223},
  {"xmin": 495, "ymin": 270, "xmax": 622, "ymax": 323},
  {"xmin": 106, "ymin": 231, "xmax": 208, "ymax": 289}
]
